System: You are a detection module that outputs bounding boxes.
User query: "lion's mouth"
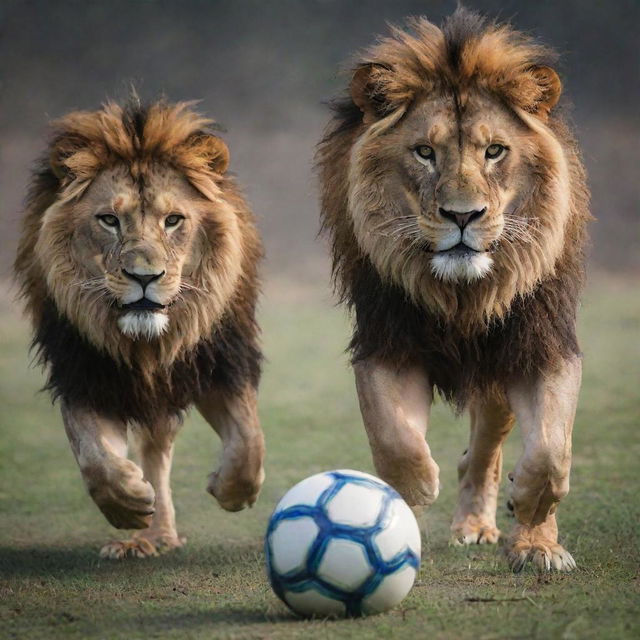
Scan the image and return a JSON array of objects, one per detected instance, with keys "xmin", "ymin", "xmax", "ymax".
[
  {"xmin": 437, "ymin": 242, "xmax": 481, "ymax": 256},
  {"xmin": 120, "ymin": 298, "xmax": 166, "ymax": 312}
]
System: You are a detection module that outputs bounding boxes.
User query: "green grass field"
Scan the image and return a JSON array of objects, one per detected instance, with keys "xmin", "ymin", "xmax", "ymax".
[{"xmin": 1, "ymin": 276, "xmax": 638, "ymax": 639}]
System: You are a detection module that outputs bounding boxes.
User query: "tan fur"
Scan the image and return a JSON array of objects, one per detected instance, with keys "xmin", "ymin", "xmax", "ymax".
[
  {"xmin": 342, "ymin": 93, "xmax": 580, "ymax": 331},
  {"xmin": 62, "ymin": 403, "xmax": 158, "ymax": 532},
  {"xmin": 353, "ymin": 359, "xmax": 439, "ymax": 507},
  {"xmin": 196, "ymin": 385, "xmax": 265, "ymax": 512},
  {"xmin": 452, "ymin": 395, "xmax": 515, "ymax": 545}
]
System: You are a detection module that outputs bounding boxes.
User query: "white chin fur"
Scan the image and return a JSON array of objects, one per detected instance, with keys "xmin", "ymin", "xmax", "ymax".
[
  {"xmin": 117, "ymin": 312, "xmax": 169, "ymax": 339},
  {"xmin": 430, "ymin": 252, "xmax": 494, "ymax": 283}
]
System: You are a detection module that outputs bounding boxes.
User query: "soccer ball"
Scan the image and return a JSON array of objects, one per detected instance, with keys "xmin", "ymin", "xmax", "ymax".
[{"xmin": 265, "ymin": 469, "xmax": 421, "ymax": 617}]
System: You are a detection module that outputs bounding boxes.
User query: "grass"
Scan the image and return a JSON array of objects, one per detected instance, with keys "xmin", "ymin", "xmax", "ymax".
[{"xmin": 0, "ymin": 275, "xmax": 639, "ymax": 639}]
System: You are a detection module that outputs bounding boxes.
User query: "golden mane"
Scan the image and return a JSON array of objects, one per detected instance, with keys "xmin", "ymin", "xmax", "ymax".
[
  {"xmin": 350, "ymin": 12, "xmax": 562, "ymax": 119},
  {"xmin": 318, "ymin": 9, "xmax": 591, "ymax": 334},
  {"xmin": 47, "ymin": 99, "xmax": 230, "ymax": 201}
]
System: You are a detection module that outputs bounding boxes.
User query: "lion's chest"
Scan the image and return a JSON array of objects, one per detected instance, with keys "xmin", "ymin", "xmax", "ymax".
[{"xmin": 350, "ymin": 271, "xmax": 579, "ymax": 408}]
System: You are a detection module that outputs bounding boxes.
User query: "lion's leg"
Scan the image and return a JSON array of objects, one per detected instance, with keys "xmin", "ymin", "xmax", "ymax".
[
  {"xmin": 451, "ymin": 394, "xmax": 515, "ymax": 545},
  {"xmin": 196, "ymin": 384, "xmax": 265, "ymax": 512},
  {"xmin": 100, "ymin": 417, "xmax": 184, "ymax": 559},
  {"xmin": 504, "ymin": 356, "xmax": 581, "ymax": 572},
  {"xmin": 61, "ymin": 403, "xmax": 155, "ymax": 531},
  {"xmin": 353, "ymin": 358, "xmax": 438, "ymax": 507}
]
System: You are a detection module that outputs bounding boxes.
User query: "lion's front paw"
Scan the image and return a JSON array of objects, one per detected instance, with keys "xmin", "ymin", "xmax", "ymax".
[
  {"xmin": 451, "ymin": 515, "xmax": 500, "ymax": 546},
  {"xmin": 505, "ymin": 523, "xmax": 576, "ymax": 572},
  {"xmin": 207, "ymin": 465, "xmax": 265, "ymax": 512},
  {"xmin": 88, "ymin": 458, "xmax": 155, "ymax": 529},
  {"xmin": 375, "ymin": 457, "xmax": 440, "ymax": 507},
  {"xmin": 397, "ymin": 475, "xmax": 440, "ymax": 508}
]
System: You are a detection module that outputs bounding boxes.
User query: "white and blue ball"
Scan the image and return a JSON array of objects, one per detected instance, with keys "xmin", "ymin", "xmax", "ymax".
[{"xmin": 265, "ymin": 470, "xmax": 421, "ymax": 617}]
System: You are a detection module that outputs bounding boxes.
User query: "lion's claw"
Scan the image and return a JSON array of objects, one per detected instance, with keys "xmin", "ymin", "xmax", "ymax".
[
  {"xmin": 100, "ymin": 533, "xmax": 186, "ymax": 560},
  {"xmin": 100, "ymin": 538, "xmax": 159, "ymax": 559},
  {"xmin": 506, "ymin": 534, "xmax": 576, "ymax": 572},
  {"xmin": 452, "ymin": 525, "xmax": 501, "ymax": 546}
]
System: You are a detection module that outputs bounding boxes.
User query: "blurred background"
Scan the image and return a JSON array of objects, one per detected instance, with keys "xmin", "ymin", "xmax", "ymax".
[{"xmin": 1, "ymin": 0, "xmax": 638, "ymax": 279}]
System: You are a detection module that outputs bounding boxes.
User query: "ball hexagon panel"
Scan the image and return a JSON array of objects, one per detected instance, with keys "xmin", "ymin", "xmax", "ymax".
[
  {"xmin": 270, "ymin": 516, "xmax": 319, "ymax": 575},
  {"xmin": 325, "ymin": 482, "xmax": 384, "ymax": 527},
  {"xmin": 316, "ymin": 538, "xmax": 373, "ymax": 591}
]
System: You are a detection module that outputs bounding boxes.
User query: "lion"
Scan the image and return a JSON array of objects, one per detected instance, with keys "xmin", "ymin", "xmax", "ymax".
[
  {"xmin": 317, "ymin": 9, "xmax": 591, "ymax": 572},
  {"xmin": 14, "ymin": 97, "xmax": 265, "ymax": 558}
]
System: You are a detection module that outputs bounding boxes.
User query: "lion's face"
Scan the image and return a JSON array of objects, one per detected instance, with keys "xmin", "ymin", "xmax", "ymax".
[
  {"xmin": 391, "ymin": 94, "xmax": 531, "ymax": 282},
  {"xmin": 350, "ymin": 91, "xmax": 546, "ymax": 285},
  {"xmin": 47, "ymin": 165, "xmax": 209, "ymax": 339},
  {"xmin": 35, "ymin": 156, "xmax": 245, "ymax": 351}
]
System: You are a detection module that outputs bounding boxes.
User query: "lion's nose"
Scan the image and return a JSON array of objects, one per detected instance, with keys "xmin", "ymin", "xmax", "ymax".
[
  {"xmin": 438, "ymin": 207, "xmax": 487, "ymax": 229},
  {"xmin": 122, "ymin": 269, "xmax": 165, "ymax": 290}
]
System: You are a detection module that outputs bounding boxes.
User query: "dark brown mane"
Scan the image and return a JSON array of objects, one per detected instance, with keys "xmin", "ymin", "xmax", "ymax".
[
  {"xmin": 347, "ymin": 258, "xmax": 582, "ymax": 410},
  {"xmin": 34, "ymin": 296, "xmax": 261, "ymax": 425}
]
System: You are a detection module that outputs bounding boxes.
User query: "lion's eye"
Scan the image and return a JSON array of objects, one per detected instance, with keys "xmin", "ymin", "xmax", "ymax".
[
  {"xmin": 414, "ymin": 145, "xmax": 435, "ymax": 164},
  {"xmin": 97, "ymin": 213, "xmax": 119, "ymax": 229},
  {"xmin": 485, "ymin": 144, "xmax": 507, "ymax": 160},
  {"xmin": 165, "ymin": 214, "xmax": 184, "ymax": 229}
]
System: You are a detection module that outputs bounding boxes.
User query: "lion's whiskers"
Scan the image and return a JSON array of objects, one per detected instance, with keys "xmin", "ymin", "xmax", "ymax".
[
  {"xmin": 84, "ymin": 284, "xmax": 113, "ymax": 305},
  {"xmin": 70, "ymin": 276, "xmax": 105, "ymax": 290},
  {"xmin": 179, "ymin": 280, "xmax": 209, "ymax": 295},
  {"xmin": 369, "ymin": 215, "xmax": 418, "ymax": 232},
  {"xmin": 502, "ymin": 215, "xmax": 542, "ymax": 246},
  {"xmin": 371, "ymin": 217, "xmax": 426, "ymax": 242}
]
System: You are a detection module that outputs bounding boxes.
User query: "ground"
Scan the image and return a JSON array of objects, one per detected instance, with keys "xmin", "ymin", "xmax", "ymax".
[{"xmin": 0, "ymin": 276, "xmax": 638, "ymax": 639}]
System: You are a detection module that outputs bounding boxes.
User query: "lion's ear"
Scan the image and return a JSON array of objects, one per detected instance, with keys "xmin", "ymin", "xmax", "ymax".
[
  {"xmin": 350, "ymin": 63, "xmax": 394, "ymax": 125},
  {"xmin": 49, "ymin": 133, "xmax": 89, "ymax": 182},
  {"xmin": 529, "ymin": 65, "xmax": 562, "ymax": 118},
  {"xmin": 186, "ymin": 133, "xmax": 230, "ymax": 175}
]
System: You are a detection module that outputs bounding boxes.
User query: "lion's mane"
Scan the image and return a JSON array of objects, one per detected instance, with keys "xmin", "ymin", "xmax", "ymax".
[
  {"xmin": 317, "ymin": 10, "xmax": 591, "ymax": 407},
  {"xmin": 15, "ymin": 99, "xmax": 262, "ymax": 425}
]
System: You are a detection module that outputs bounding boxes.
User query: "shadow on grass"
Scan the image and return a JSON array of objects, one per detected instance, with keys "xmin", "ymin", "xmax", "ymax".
[
  {"xmin": 0, "ymin": 540, "xmax": 263, "ymax": 579},
  {"xmin": 112, "ymin": 607, "xmax": 296, "ymax": 632}
]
